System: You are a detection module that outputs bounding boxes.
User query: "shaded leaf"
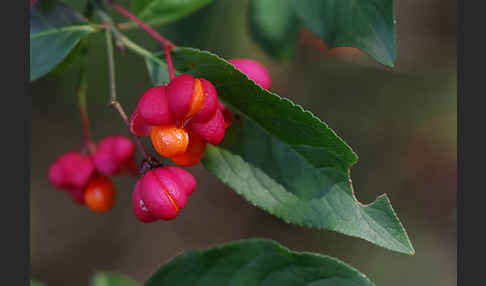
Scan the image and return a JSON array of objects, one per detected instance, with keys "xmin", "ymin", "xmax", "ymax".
[
  {"xmin": 30, "ymin": 1, "xmax": 95, "ymax": 82},
  {"xmin": 292, "ymin": 0, "xmax": 397, "ymax": 67},
  {"xmin": 143, "ymin": 239, "xmax": 375, "ymax": 286},
  {"xmin": 146, "ymin": 47, "xmax": 414, "ymax": 254},
  {"xmin": 132, "ymin": 0, "xmax": 152, "ymax": 14},
  {"xmin": 131, "ymin": 0, "xmax": 212, "ymax": 27},
  {"xmin": 248, "ymin": 0, "xmax": 300, "ymax": 59},
  {"xmin": 49, "ymin": 37, "xmax": 88, "ymax": 75}
]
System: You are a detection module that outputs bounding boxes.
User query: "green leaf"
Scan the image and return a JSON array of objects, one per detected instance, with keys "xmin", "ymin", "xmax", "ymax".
[
  {"xmin": 132, "ymin": 0, "xmax": 154, "ymax": 15},
  {"xmin": 92, "ymin": 272, "xmax": 139, "ymax": 286},
  {"xmin": 143, "ymin": 238, "xmax": 375, "ymax": 286},
  {"xmin": 292, "ymin": 0, "xmax": 397, "ymax": 67},
  {"xmin": 30, "ymin": 280, "xmax": 45, "ymax": 286},
  {"xmin": 30, "ymin": 1, "xmax": 95, "ymax": 82},
  {"xmin": 248, "ymin": 0, "xmax": 300, "ymax": 59},
  {"xmin": 49, "ymin": 37, "xmax": 89, "ymax": 76},
  {"xmin": 131, "ymin": 0, "xmax": 213, "ymax": 27},
  {"xmin": 146, "ymin": 47, "xmax": 414, "ymax": 255}
]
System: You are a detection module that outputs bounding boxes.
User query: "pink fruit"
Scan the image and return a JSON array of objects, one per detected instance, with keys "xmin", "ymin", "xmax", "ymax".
[
  {"xmin": 191, "ymin": 78, "xmax": 218, "ymax": 123},
  {"xmin": 132, "ymin": 180, "xmax": 157, "ymax": 223},
  {"xmin": 129, "ymin": 107, "xmax": 151, "ymax": 137},
  {"xmin": 191, "ymin": 109, "xmax": 226, "ymax": 145},
  {"xmin": 69, "ymin": 188, "xmax": 86, "ymax": 205},
  {"xmin": 166, "ymin": 74, "xmax": 218, "ymax": 123},
  {"xmin": 48, "ymin": 161, "xmax": 66, "ymax": 189},
  {"xmin": 228, "ymin": 58, "xmax": 271, "ymax": 90},
  {"xmin": 123, "ymin": 157, "xmax": 139, "ymax": 176},
  {"xmin": 92, "ymin": 151, "xmax": 119, "ymax": 176},
  {"xmin": 92, "ymin": 136, "xmax": 136, "ymax": 176},
  {"xmin": 165, "ymin": 166, "xmax": 196, "ymax": 196},
  {"xmin": 48, "ymin": 152, "xmax": 95, "ymax": 191},
  {"xmin": 218, "ymin": 102, "xmax": 233, "ymax": 128},
  {"xmin": 136, "ymin": 166, "xmax": 195, "ymax": 221},
  {"xmin": 137, "ymin": 85, "xmax": 174, "ymax": 125},
  {"xmin": 166, "ymin": 74, "xmax": 195, "ymax": 120}
]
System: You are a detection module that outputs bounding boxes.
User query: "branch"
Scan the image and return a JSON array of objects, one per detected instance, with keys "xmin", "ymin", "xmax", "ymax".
[
  {"xmin": 104, "ymin": 25, "xmax": 149, "ymax": 159},
  {"xmin": 105, "ymin": 28, "xmax": 117, "ymax": 105},
  {"xmin": 107, "ymin": 2, "xmax": 175, "ymax": 80},
  {"xmin": 109, "ymin": 3, "xmax": 175, "ymax": 49}
]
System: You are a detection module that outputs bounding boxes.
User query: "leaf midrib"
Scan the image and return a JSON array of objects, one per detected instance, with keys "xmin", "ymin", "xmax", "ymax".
[
  {"xmin": 212, "ymin": 120, "xmax": 410, "ymax": 253},
  {"xmin": 30, "ymin": 25, "xmax": 95, "ymax": 39},
  {"xmin": 150, "ymin": 48, "xmax": 412, "ymax": 254}
]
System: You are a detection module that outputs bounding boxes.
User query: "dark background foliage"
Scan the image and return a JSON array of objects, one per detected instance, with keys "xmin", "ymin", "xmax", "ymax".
[{"xmin": 30, "ymin": 0, "xmax": 456, "ymax": 285}]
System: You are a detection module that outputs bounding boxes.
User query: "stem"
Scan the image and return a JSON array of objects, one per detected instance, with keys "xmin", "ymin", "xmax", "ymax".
[
  {"xmin": 112, "ymin": 101, "xmax": 149, "ymax": 159},
  {"xmin": 117, "ymin": 21, "xmax": 137, "ymax": 31},
  {"xmin": 110, "ymin": 27, "xmax": 172, "ymax": 81},
  {"xmin": 78, "ymin": 68, "xmax": 96, "ymax": 154},
  {"xmin": 112, "ymin": 29, "xmax": 153, "ymax": 59},
  {"xmin": 95, "ymin": 7, "xmax": 153, "ymax": 58},
  {"xmin": 105, "ymin": 28, "xmax": 117, "ymax": 104},
  {"xmin": 104, "ymin": 26, "xmax": 149, "ymax": 159},
  {"xmin": 117, "ymin": 15, "xmax": 179, "ymax": 31},
  {"xmin": 115, "ymin": 37, "xmax": 127, "ymax": 54},
  {"xmin": 118, "ymin": 19, "xmax": 167, "ymax": 31},
  {"xmin": 107, "ymin": 2, "xmax": 176, "ymax": 80},
  {"xmin": 94, "ymin": 3, "xmax": 172, "ymax": 81},
  {"xmin": 109, "ymin": 3, "xmax": 175, "ymax": 49}
]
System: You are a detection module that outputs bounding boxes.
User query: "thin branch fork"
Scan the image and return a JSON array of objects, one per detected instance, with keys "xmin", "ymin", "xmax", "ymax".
[
  {"xmin": 109, "ymin": 3, "xmax": 175, "ymax": 49},
  {"xmin": 107, "ymin": 2, "xmax": 176, "ymax": 80}
]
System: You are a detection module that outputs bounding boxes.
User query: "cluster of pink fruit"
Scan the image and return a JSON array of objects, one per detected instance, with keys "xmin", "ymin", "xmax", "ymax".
[
  {"xmin": 129, "ymin": 73, "xmax": 231, "ymax": 166},
  {"xmin": 48, "ymin": 58, "xmax": 271, "ymax": 222},
  {"xmin": 48, "ymin": 136, "xmax": 136, "ymax": 213}
]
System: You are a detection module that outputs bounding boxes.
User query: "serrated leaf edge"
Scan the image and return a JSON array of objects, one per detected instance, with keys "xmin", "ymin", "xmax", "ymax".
[
  {"xmin": 142, "ymin": 238, "xmax": 375, "ymax": 286},
  {"xmin": 148, "ymin": 47, "xmax": 414, "ymax": 255}
]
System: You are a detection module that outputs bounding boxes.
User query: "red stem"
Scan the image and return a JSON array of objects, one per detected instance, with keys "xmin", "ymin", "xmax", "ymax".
[
  {"xmin": 109, "ymin": 2, "xmax": 176, "ymax": 81},
  {"xmin": 164, "ymin": 44, "xmax": 175, "ymax": 80},
  {"xmin": 30, "ymin": 0, "xmax": 38, "ymax": 9},
  {"xmin": 80, "ymin": 111, "xmax": 96, "ymax": 154},
  {"xmin": 78, "ymin": 70, "xmax": 96, "ymax": 154},
  {"xmin": 80, "ymin": 106, "xmax": 94, "ymax": 149},
  {"xmin": 110, "ymin": 3, "xmax": 175, "ymax": 49}
]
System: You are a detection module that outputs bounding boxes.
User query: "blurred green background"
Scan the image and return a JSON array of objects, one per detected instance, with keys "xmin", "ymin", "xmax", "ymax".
[{"xmin": 30, "ymin": 0, "xmax": 456, "ymax": 285}]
